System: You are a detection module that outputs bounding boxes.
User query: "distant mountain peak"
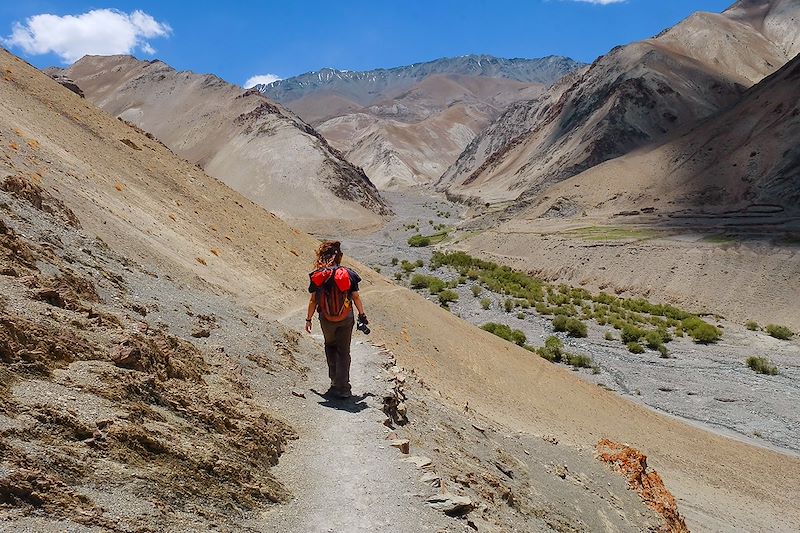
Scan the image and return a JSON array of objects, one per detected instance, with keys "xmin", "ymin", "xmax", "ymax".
[{"xmin": 256, "ymin": 54, "xmax": 586, "ymax": 106}]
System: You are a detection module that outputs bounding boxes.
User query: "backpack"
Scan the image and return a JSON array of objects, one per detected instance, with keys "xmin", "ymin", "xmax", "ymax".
[{"xmin": 309, "ymin": 266, "xmax": 353, "ymax": 322}]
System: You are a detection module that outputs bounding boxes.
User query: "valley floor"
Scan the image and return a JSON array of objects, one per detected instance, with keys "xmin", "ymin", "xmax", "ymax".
[{"xmin": 331, "ymin": 189, "xmax": 800, "ymax": 455}]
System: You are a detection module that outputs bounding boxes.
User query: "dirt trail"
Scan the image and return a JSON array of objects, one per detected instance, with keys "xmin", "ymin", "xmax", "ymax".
[{"xmin": 255, "ymin": 334, "xmax": 454, "ymax": 533}]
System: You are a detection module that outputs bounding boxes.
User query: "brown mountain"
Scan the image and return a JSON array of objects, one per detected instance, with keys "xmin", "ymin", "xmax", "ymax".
[
  {"xmin": 259, "ymin": 56, "xmax": 584, "ymax": 189},
  {"xmin": 438, "ymin": 0, "xmax": 800, "ymax": 207},
  {"xmin": 54, "ymin": 54, "xmax": 390, "ymax": 232}
]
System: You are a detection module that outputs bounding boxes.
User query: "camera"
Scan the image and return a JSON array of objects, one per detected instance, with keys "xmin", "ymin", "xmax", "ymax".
[{"xmin": 357, "ymin": 314, "xmax": 370, "ymax": 335}]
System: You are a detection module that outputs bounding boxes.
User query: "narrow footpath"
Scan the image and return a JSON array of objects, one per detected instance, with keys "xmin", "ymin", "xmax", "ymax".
[{"xmin": 256, "ymin": 335, "xmax": 456, "ymax": 533}]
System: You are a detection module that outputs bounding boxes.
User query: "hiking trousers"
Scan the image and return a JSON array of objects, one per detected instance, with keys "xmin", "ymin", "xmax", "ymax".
[{"xmin": 319, "ymin": 315, "xmax": 354, "ymax": 394}]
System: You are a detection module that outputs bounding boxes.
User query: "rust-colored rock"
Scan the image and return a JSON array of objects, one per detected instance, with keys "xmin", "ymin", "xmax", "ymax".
[{"xmin": 596, "ymin": 439, "xmax": 689, "ymax": 533}]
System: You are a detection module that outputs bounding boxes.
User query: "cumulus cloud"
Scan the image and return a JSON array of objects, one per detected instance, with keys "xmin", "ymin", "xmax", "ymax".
[
  {"xmin": 244, "ymin": 74, "xmax": 282, "ymax": 88},
  {"xmin": 3, "ymin": 9, "xmax": 171, "ymax": 64}
]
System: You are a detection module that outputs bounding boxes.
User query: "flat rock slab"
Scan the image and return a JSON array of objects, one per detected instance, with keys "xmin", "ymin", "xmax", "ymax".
[
  {"xmin": 426, "ymin": 493, "xmax": 473, "ymax": 516},
  {"xmin": 402, "ymin": 455, "xmax": 433, "ymax": 469}
]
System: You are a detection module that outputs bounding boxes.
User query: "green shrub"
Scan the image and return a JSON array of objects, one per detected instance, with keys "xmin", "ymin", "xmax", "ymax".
[
  {"xmin": 374, "ymin": 267, "xmax": 381, "ymax": 273},
  {"xmin": 745, "ymin": 320, "xmax": 759, "ymax": 331},
  {"xmin": 480, "ymin": 298, "xmax": 491, "ymax": 310},
  {"xmin": 604, "ymin": 331, "xmax": 615, "ymax": 341},
  {"xmin": 765, "ymin": 324, "xmax": 794, "ymax": 340},
  {"xmin": 516, "ymin": 312, "xmax": 525, "ymax": 320},
  {"xmin": 415, "ymin": 259, "xmax": 424, "ymax": 268},
  {"xmin": 538, "ymin": 336, "xmax": 565, "ymax": 362},
  {"xmin": 438, "ymin": 289, "xmax": 459, "ymax": 307},
  {"xmin": 391, "ymin": 257, "xmax": 399, "ymax": 266},
  {"xmin": 552, "ymin": 316, "xmax": 588, "ymax": 337},
  {"xmin": 645, "ymin": 330, "xmax": 668, "ymax": 350},
  {"xmin": 400, "ymin": 260, "xmax": 416, "ymax": 273},
  {"xmin": 627, "ymin": 342, "xmax": 645, "ymax": 354},
  {"xmin": 481, "ymin": 323, "xmax": 527, "ymax": 346},
  {"xmin": 504, "ymin": 299, "xmax": 515, "ymax": 313},
  {"xmin": 657, "ymin": 344, "xmax": 670, "ymax": 358},
  {"xmin": 746, "ymin": 356, "xmax": 778, "ymax": 375},
  {"xmin": 394, "ymin": 272, "xmax": 402, "ymax": 281},
  {"xmin": 621, "ymin": 324, "xmax": 646, "ymax": 343},
  {"xmin": 410, "ymin": 274, "xmax": 446, "ymax": 294},
  {"xmin": 567, "ymin": 354, "xmax": 594, "ymax": 369},
  {"xmin": 682, "ymin": 317, "xmax": 722, "ymax": 344},
  {"xmin": 471, "ymin": 285, "xmax": 483, "ymax": 297},
  {"xmin": 408, "ymin": 234, "xmax": 431, "ymax": 247}
]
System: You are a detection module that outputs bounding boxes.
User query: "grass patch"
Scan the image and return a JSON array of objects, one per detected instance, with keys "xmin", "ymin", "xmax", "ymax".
[
  {"xmin": 408, "ymin": 234, "xmax": 431, "ymax": 247},
  {"xmin": 746, "ymin": 356, "xmax": 778, "ymax": 375},
  {"xmin": 765, "ymin": 324, "xmax": 794, "ymax": 340},
  {"xmin": 480, "ymin": 298, "xmax": 491, "ymax": 310},
  {"xmin": 410, "ymin": 274, "xmax": 446, "ymax": 294},
  {"xmin": 563, "ymin": 226, "xmax": 659, "ymax": 241}
]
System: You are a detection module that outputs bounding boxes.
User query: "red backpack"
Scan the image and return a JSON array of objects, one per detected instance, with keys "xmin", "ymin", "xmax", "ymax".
[{"xmin": 309, "ymin": 267, "xmax": 353, "ymax": 322}]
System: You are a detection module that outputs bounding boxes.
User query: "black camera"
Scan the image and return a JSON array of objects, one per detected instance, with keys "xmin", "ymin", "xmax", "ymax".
[{"xmin": 357, "ymin": 314, "xmax": 370, "ymax": 335}]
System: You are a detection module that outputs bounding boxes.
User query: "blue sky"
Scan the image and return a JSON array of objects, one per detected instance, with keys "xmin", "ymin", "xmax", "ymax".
[{"xmin": 1, "ymin": 0, "xmax": 735, "ymax": 87}]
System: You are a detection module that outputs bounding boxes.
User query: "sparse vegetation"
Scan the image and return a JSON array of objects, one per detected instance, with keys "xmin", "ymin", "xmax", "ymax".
[
  {"xmin": 410, "ymin": 274, "xmax": 446, "ymax": 294},
  {"xmin": 627, "ymin": 342, "xmax": 645, "ymax": 354},
  {"xmin": 537, "ymin": 336, "xmax": 565, "ymax": 362},
  {"xmin": 682, "ymin": 317, "xmax": 722, "ymax": 344},
  {"xmin": 391, "ymin": 257, "xmax": 399, "ymax": 266},
  {"xmin": 481, "ymin": 323, "xmax": 527, "ymax": 346},
  {"xmin": 471, "ymin": 285, "xmax": 483, "ymax": 297},
  {"xmin": 480, "ymin": 298, "xmax": 491, "ymax": 310},
  {"xmin": 745, "ymin": 320, "xmax": 760, "ymax": 331},
  {"xmin": 746, "ymin": 356, "xmax": 779, "ymax": 375},
  {"xmin": 516, "ymin": 312, "xmax": 525, "ymax": 320},
  {"xmin": 408, "ymin": 234, "xmax": 431, "ymax": 247},
  {"xmin": 437, "ymin": 289, "xmax": 459, "ymax": 307},
  {"xmin": 765, "ymin": 324, "xmax": 794, "ymax": 340},
  {"xmin": 604, "ymin": 331, "xmax": 616, "ymax": 341},
  {"xmin": 552, "ymin": 316, "xmax": 588, "ymax": 338},
  {"xmin": 566, "ymin": 353, "xmax": 594, "ymax": 369}
]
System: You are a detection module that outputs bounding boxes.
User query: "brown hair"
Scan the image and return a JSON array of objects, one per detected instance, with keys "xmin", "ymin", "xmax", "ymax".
[{"xmin": 314, "ymin": 241, "xmax": 343, "ymax": 269}]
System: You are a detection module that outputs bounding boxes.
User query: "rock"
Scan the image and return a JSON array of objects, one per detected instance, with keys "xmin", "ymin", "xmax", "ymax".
[
  {"xmin": 291, "ymin": 389, "xmax": 306, "ymax": 399},
  {"xmin": 402, "ymin": 456, "xmax": 433, "ymax": 470},
  {"xmin": 110, "ymin": 342, "xmax": 139, "ymax": 367},
  {"xmin": 426, "ymin": 492, "xmax": 473, "ymax": 516},
  {"xmin": 50, "ymin": 75, "xmax": 85, "ymax": 98},
  {"xmin": 494, "ymin": 461, "xmax": 514, "ymax": 479},
  {"xmin": 390, "ymin": 439, "xmax": 410, "ymax": 454},
  {"xmin": 471, "ymin": 423, "xmax": 486, "ymax": 433},
  {"xmin": 420, "ymin": 472, "xmax": 441, "ymax": 488},
  {"xmin": 191, "ymin": 328, "xmax": 211, "ymax": 338}
]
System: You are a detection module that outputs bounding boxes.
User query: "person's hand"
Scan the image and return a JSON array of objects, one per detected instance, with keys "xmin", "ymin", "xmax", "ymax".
[{"xmin": 305, "ymin": 319, "xmax": 312, "ymax": 333}]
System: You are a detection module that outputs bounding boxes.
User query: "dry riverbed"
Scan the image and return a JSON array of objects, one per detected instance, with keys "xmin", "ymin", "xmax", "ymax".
[{"xmin": 328, "ymin": 189, "xmax": 800, "ymax": 455}]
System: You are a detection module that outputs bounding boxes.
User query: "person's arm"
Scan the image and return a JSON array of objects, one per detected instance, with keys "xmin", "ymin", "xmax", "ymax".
[
  {"xmin": 352, "ymin": 291, "xmax": 365, "ymax": 318},
  {"xmin": 305, "ymin": 293, "xmax": 316, "ymax": 333}
]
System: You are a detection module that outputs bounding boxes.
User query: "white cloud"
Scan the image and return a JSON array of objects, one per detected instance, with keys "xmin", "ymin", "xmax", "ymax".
[
  {"xmin": 244, "ymin": 74, "xmax": 282, "ymax": 88},
  {"xmin": 3, "ymin": 9, "xmax": 171, "ymax": 64}
]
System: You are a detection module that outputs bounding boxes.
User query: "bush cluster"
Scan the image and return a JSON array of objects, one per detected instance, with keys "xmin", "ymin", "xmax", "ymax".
[
  {"xmin": 481, "ymin": 323, "xmax": 526, "ymax": 346},
  {"xmin": 552, "ymin": 316, "xmax": 588, "ymax": 338},
  {"xmin": 408, "ymin": 234, "xmax": 431, "ymax": 247},
  {"xmin": 746, "ymin": 356, "xmax": 778, "ymax": 375},
  {"xmin": 766, "ymin": 324, "xmax": 794, "ymax": 340}
]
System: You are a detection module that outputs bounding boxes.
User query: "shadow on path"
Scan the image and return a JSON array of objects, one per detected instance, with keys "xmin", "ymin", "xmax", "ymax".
[{"xmin": 310, "ymin": 389, "xmax": 374, "ymax": 413}]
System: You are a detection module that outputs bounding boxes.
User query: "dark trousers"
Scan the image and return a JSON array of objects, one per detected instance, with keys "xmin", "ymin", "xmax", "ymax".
[{"xmin": 319, "ymin": 315, "xmax": 354, "ymax": 393}]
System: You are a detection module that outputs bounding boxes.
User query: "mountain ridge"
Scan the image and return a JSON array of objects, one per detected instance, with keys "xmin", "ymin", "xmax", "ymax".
[{"xmin": 257, "ymin": 54, "xmax": 586, "ymax": 106}]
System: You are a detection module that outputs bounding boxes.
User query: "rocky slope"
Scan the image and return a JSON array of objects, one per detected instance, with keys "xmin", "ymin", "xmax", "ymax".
[
  {"xmin": 53, "ymin": 55, "xmax": 390, "ymax": 232},
  {"xmin": 438, "ymin": 0, "xmax": 800, "ymax": 207},
  {"xmin": 258, "ymin": 55, "xmax": 584, "ymax": 189}
]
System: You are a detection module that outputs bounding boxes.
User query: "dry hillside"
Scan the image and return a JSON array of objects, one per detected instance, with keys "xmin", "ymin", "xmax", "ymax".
[
  {"xmin": 54, "ymin": 55, "xmax": 390, "ymax": 233},
  {"xmin": 1, "ymin": 48, "xmax": 799, "ymax": 532},
  {"xmin": 439, "ymin": 0, "xmax": 800, "ymax": 207}
]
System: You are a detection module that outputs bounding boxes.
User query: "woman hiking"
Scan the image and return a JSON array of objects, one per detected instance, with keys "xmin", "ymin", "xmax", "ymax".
[{"xmin": 305, "ymin": 241, "xmax": 367, "ymax": 399}]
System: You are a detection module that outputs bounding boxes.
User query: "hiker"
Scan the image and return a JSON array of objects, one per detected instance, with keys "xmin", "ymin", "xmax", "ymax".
[{"xmin": 305, "ymin": 241, "xmax": 368, "ymax": 398}]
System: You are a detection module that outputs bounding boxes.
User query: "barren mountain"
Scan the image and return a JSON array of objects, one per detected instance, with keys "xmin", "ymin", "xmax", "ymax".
[
  {"xmin": 258, "ymin": 56, "xmax": 583, "ymax": 189},
  {"xmin": 439, "ymin": 0, "xmax": 800, "ymax": 206},
  {"xmin": 54, "ymin": 54, "xmax": 390, "ymax": 233},
  {"xmin": 2, "ymin": 46, "xmax": 800, "ymax": 532}
]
